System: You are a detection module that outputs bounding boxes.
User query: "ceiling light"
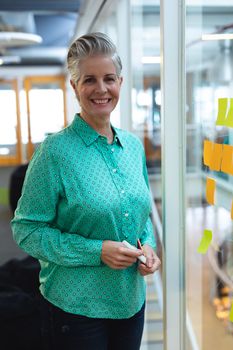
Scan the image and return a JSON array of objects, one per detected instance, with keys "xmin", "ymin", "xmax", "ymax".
[
  {"xmin": 202, "ymin": 33, "xmax": 233, "ymax": 41},
  {"xmin": 141, "ymin": 56, "xmax": 161, "ymax": 64},
  {"xmin": 0, "ymin": 32, "xmax": 42, "ymax": 47}
]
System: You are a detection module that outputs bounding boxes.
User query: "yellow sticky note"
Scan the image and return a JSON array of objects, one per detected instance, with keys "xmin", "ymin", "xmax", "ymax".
[
  {"xmin": 216, "ymin": 98, "xmax": 228, "ymax": 126},
  {"xmin": 203, "ymin": 140, "xmax": 214, "ymax": 166},
  {"xmin": 230, "ymin": 302, "xmax": 233, "ymax": 322},
  {"xmin": 231, "ymin": 201, "xmax": 233, "ymax": 221},
  {"xmin": 221, "ymin": 144, "xmax": 233, "ymax": 175},
  {"xmin": 197, "ymin": 229, "xmax": 212, "ymax": 254},
  {"xmin": 206, "ymin": 177, "xmax": 216, "ymax": 205},
  {"xmin": 209, "ymin": 143, "xmax": 223, "ymax": 171},
  {"xmin": 225, "ymin": 98, "xmax": 233, "ymax": 128}
]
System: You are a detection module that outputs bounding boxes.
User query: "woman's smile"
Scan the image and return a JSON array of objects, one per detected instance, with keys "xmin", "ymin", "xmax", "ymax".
[{"xmin": 91, "ymin": 98, "xmax": 112, "ymax": 105}]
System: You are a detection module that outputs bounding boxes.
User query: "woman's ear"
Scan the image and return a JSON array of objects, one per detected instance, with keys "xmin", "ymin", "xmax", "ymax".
[
  {"xmin": 70, "ymin": 80, "xmax": 80, "ymax": 101},
  {"xmin": 70, "ymin": 79, "xmax": 75, "ymax": 91},
  {"xmin": 119, "ymin": 76, "xmax": 123, "ymax": 86}
]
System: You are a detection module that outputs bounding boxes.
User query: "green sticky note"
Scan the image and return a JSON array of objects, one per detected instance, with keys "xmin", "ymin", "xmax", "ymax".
[
  {"xmin": 225, "ymin": 98, "xmax": 233, "ymax": 128},
  {"xmin": 230, "ymin": 302, "xmax": 233, "ymax": 323},
  {"xmin": 0, "ymin": 187, "xmax": 9, "ymax": 206},
  {"xmin": 216, "ymin": 98, "xmax": 228, "ymax": 126},
  {"xmin": 197, "ymin": 229, "xmax": 212, "ymax": 254}
]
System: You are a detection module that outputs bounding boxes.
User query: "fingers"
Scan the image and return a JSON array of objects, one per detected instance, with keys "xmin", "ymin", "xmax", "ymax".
[
  {"xmin": 107, "ymin": 257, "xmax": 137, "ymax": 269},
  {"xmin": 101, "ymin": 240, "xmax": 145, "ymax": 270},
  {"xmin": 145, "ymin": 256, "xmax": 156, "ymax": 268},
  {"xmin": 119, "ymin": 245, "xmax": 143, "ymax": 258},
  {"xmin": 116, "ymin": 256, "xmax": 137, "ymax": 266},
  {"xmin": 116, "ymin": 246, "xmax": 143, "ymax": 267},
  {"xmin": 138, "ymin": 256, "xmax": 161, "ymax": 276}
]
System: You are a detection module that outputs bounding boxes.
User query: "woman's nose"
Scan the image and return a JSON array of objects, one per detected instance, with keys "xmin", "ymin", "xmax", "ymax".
[{"xmin": 95, "ymin": 80, "xmax": 107, "ymax": 93}]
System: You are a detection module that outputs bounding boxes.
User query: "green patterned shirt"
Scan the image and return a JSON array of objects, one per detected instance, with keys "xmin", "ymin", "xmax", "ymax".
[{"xmin": 11, "ymin": 114, "xmax": 156, "ymax": 319}]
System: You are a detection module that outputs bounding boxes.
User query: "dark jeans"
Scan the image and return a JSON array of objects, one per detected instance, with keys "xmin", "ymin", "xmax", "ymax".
[{"xmin": 40, "ymin": 296, "xmax": 145, "ymax": 350}]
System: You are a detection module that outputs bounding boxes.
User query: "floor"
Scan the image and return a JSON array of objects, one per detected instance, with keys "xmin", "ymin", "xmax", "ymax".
[
  {"xmin": 141, "ymin": 275, "xmax": 163, "ymax": 349},
  {"xmin": 186, "ymin": 205, "xmax": 233, "ymax": 349}
]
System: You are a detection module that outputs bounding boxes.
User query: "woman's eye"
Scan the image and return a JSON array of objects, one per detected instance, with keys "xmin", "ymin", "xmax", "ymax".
[
  {"xmin": 106, "ymin": 77, "xmax": 115, "ymax": 82},
  {"xmin": 84, "ymin": 78, "xmax": 94, "ymax": 84}
]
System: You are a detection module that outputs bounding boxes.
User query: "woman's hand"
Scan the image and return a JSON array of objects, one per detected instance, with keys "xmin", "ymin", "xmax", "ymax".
[
  {"xmin": 101, "ymin": 240, "xmax": 143, "ymax": 269},
  {"xmin": 137, "ymin": 244, "xmax": 161, "ymax": 276}
]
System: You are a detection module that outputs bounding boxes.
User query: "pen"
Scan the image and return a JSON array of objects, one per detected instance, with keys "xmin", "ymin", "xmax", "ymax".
[
  {"xmin": 137, "ymin": 239, "xmax": 144, "ymax": 253},
  {"xmin": 137, "ymin": 239, "xmax": 149, "ymax": 266}
]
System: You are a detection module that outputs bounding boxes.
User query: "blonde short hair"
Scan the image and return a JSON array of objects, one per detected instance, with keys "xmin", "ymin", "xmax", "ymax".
[{"xmin": 67, "ymin": 32, "xmax": 122, "ymax": 83}]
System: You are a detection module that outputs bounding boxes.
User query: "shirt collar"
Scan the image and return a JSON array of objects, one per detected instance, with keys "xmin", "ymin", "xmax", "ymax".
[{"xmin": 71, "ymin": 113, "xmax": 124, "ymax": 148}]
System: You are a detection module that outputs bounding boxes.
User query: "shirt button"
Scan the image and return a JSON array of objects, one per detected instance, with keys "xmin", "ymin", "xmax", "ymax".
[
  {"xmin": 111, "ymin": 148, "xmax": 115, "ymax": 152},
  {"xmin": 113, "ymin": 168, "xmax": 117, "ymax": 173},
  {"xmin": 121, "ymin": 190, "xmax": 125, "ymax": 194},
  {"xmin": 124, "ymin": 212, "xmax": 129, "ymax": 217}
]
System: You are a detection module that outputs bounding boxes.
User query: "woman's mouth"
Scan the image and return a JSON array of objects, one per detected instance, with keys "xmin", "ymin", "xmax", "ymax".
[{"xmin": 91, "ymin": 98, "xmax": 111, "ymax": 105}]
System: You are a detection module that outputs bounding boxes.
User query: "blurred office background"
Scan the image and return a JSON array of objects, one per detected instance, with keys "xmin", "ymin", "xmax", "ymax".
[{"xmin": 0, "ymin": 0, "xmax": 233, "ymax": 349}]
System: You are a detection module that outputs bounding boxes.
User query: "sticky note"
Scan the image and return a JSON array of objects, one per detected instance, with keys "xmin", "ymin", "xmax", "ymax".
[
  {"xmin": 225, "ymin": 98, "xmax": 233, "ymax": 128},
  {"xmin": 203, "ymin": 140, "xmax": 214, "ymax": 166},
  {"xmin": 209, "ymin": 143, "xmax": 223, "ymax": 171},
  {"xmin": 231, "ymin": 201, "xmax": 233, "ymax": 220},
  {"xmin": 197, "ymin": 229, "xmax": 212, "ymax": 254},
  {"xmin": 221, "ymin": 144, "xmax": 233, "ymax": 175},
  {"xmin": 230, "ymin": 302, "xmax": 233, "ymax": 322},
  {"xmin": 216, "ymin": 98, "xmax": 228, "ymax": 126},
  {"xmin": 206, "ymin": 177, "xmax": 216, "ymax": 205}
]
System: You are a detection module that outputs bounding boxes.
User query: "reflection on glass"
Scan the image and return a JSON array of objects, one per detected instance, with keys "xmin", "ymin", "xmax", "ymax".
[{"xmin": 186, "ymin": 1, "xmax": 233, "ymax": 349}]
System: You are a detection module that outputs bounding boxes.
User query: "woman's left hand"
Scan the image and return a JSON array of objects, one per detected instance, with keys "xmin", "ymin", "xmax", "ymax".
[{"xmin": 137, "ymin": 244, "xmax": 161, "ymax": 276}]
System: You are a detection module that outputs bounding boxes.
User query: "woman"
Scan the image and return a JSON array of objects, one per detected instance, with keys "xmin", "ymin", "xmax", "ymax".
[{"xmin": 12, "ymin": 32, "xmax": 161, "ymax": 350}]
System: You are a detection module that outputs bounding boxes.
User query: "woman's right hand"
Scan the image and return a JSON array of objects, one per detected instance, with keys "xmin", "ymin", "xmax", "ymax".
[{"xmin": 101, "ymin": 240, "xmax": 143, "ymax": 269}]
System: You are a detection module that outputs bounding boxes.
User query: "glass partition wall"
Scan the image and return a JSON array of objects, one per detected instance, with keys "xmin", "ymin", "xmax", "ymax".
[{"xmin": 186, "ymin": 1, "xmax": 233, "ymax": 349}]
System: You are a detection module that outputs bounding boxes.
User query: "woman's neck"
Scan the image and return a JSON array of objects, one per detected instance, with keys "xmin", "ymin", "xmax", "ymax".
[{"xmin": 79, "ymin": 113, "xmax": 114, "ymax": 144}]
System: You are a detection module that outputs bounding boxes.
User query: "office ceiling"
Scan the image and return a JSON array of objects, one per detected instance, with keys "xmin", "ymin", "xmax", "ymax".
[
  {"xmin": 0, "ymin": 0, "xmax": 233, "ymax": 75},
  {"xmin": 0, "ymin": 0, "xmax": 84, "ymax": 66}
]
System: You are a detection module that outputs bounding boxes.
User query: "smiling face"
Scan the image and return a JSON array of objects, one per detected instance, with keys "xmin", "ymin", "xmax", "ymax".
[{"xmin": 71, "ymin": 55, "xmax": 122, "ymax": 124}]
